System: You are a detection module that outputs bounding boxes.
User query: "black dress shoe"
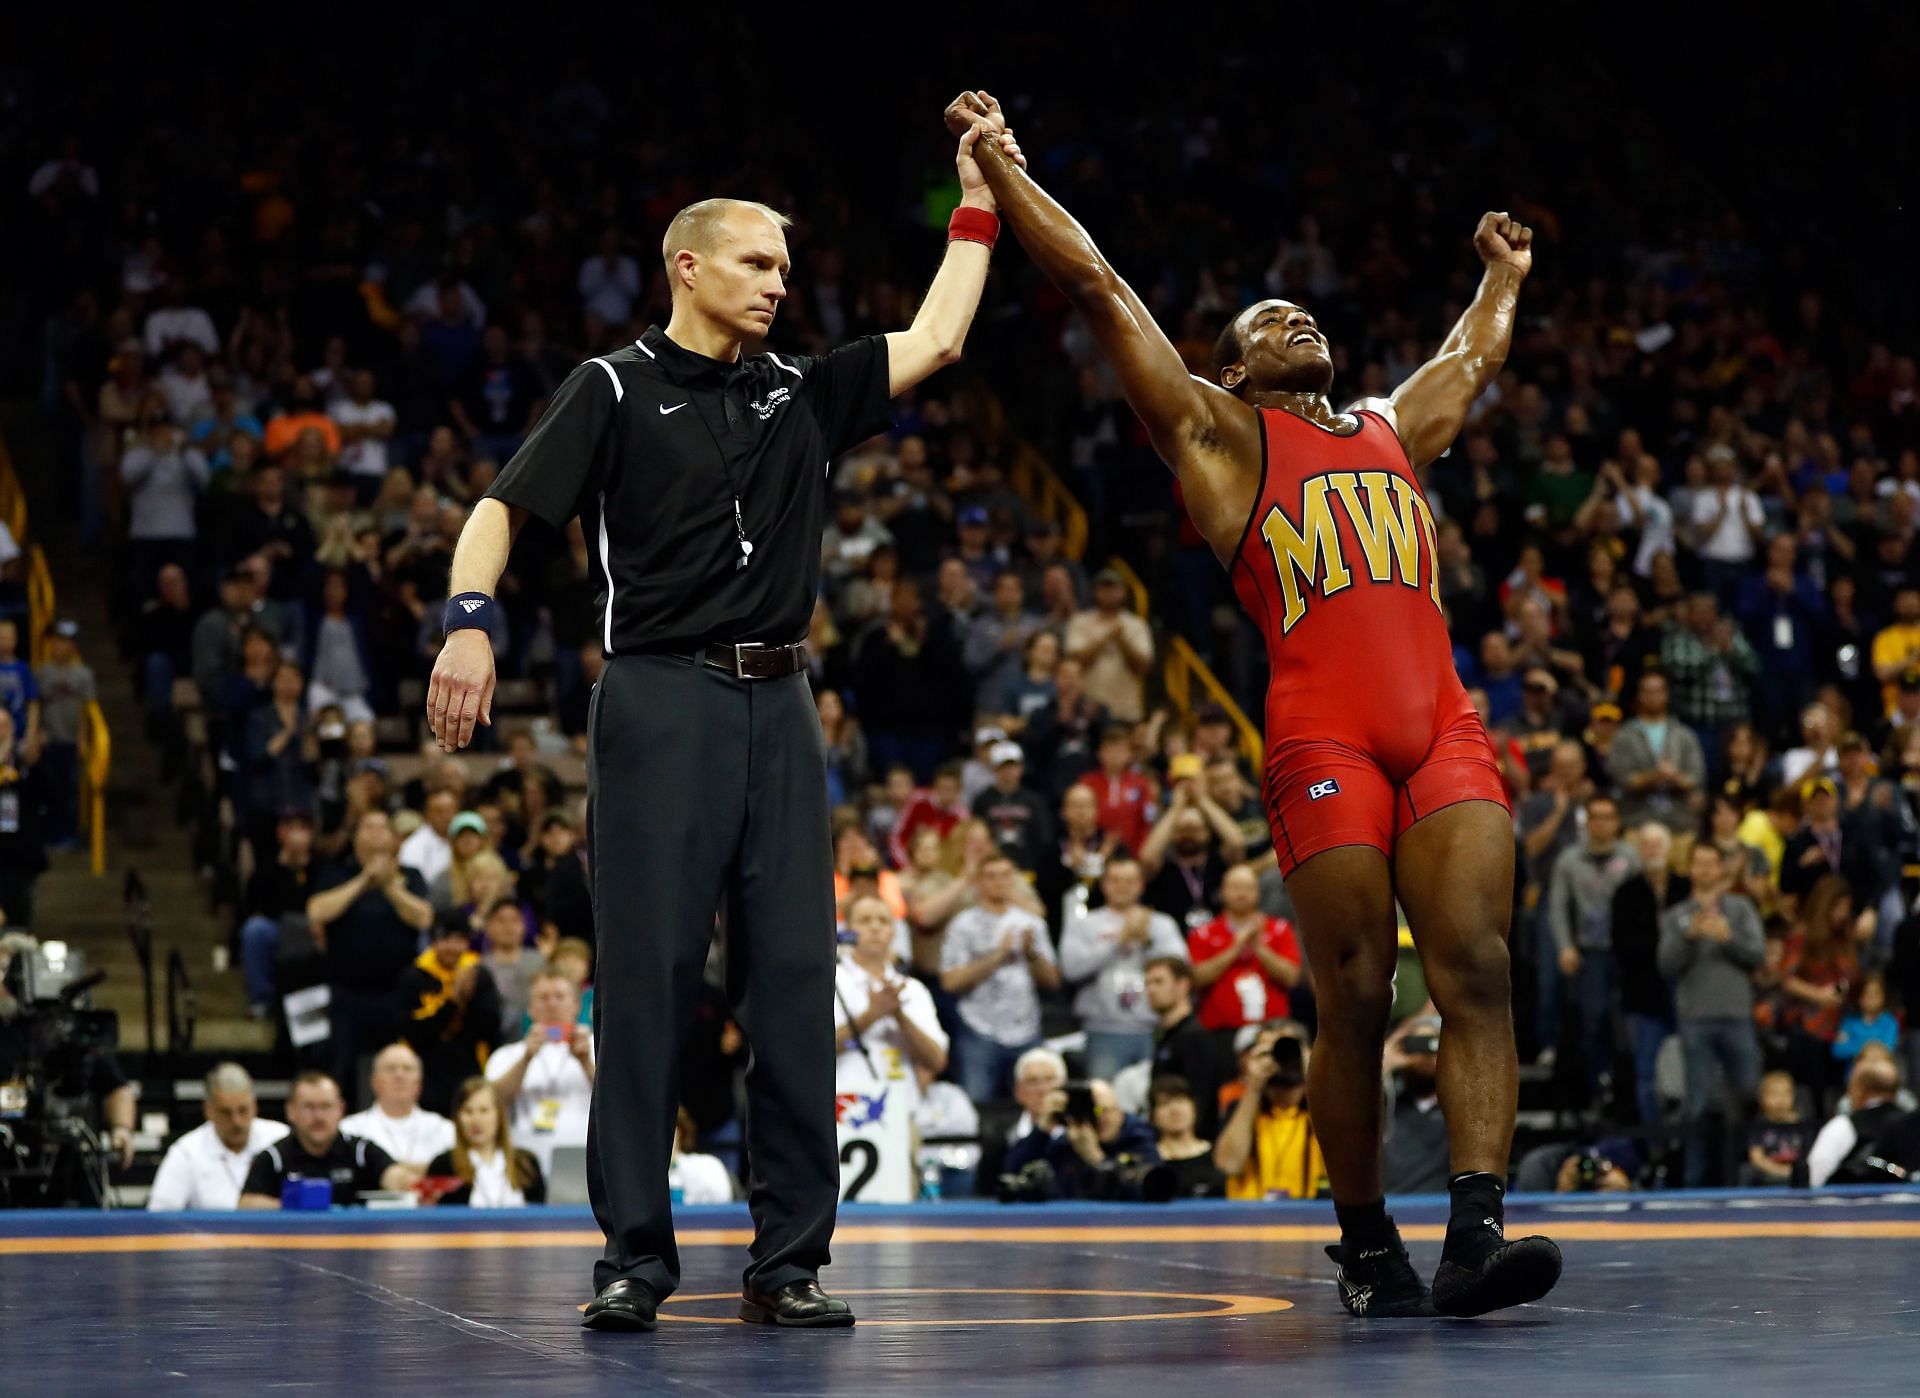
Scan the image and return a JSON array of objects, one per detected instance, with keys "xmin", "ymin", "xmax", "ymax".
[
  {"xmin": 583, "ymin": 1278, "xmax": 657, "ymax": 1332},
  {"xmin": 739, "ymin": 1279, "xmax": 856, "ymax": 1328}
]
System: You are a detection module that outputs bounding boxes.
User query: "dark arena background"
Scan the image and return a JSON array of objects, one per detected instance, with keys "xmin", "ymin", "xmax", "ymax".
[{"xmin": 0, "ymin": 4, "xmax": 1916, "ymax": 1393}]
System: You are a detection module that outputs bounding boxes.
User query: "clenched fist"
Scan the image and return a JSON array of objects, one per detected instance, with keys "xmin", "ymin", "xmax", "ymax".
[{"xmin": 1473, "ymin": 211, "xmax": 1534, "ymax": 277}]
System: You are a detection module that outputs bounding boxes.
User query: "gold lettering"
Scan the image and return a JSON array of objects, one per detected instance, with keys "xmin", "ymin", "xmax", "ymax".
[
  {"xmin": 1261, "ymin": 476, "xmax": 1351, "ymax": 633},
  {"xmin": 1330, "ymin": 471, "xmax": 1421, "ymax": 586},
  {"xmin": 1409, "ymin": 488, "xmax": 1443, "ymax": 614}
]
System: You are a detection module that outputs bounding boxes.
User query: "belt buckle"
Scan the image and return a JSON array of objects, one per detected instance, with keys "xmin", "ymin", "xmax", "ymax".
[{"xmin": 732, "ymin": 642, "xmax": 767, "ymax": 680}]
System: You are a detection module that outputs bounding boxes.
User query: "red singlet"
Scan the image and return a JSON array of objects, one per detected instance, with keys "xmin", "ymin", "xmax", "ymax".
[{"xmin": 1228, "ymin": 403, "xmax": 1508, "ymax": 875}]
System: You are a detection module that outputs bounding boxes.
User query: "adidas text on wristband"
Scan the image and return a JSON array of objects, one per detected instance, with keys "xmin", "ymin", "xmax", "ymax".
[{"xmin": 444, "ymin": 592, "xmax": 494, "ymax": 634}]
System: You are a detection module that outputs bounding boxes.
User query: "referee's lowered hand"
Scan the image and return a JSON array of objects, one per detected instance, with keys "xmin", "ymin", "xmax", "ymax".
[{"xmin": 428, "ymin": 629, "xmax": 496, "ymax": 751}]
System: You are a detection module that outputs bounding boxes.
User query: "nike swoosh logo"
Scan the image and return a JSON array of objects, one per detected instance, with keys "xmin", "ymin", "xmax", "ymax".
[{"xmin": 658, "ymin": 403, "xmax": 687, "ymax": 416}]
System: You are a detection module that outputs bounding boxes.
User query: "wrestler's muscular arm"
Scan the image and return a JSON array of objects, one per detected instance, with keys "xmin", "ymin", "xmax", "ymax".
[
  {"xmin": 1388, "ymin": 213, "xmax": 1533, "ymax": 470},
  {"xmin": 955, "ymin": 95, "xmax": 1260, "ymax": 564}
]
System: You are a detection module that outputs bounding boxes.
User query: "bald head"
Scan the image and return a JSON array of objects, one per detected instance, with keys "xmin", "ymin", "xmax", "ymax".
[{"xmin": 662, "ymin": 199, "xmax": 793, "ymax": 293}]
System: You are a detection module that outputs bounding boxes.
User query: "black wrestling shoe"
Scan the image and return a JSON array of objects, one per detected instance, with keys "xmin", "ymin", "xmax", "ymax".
[
  {"xmin": 582, "ymin": 1278, "xmax": 657, "ymax": 1332},
  {"xmin": 1324, "ymin": 1232, "xmax": 1436, "ymax": 1318},
  {"xmin": 1431, "ymin": 1234, "xmax": 1563, "ymax": 1318},
  {"xmin": 739, "ymin": 1279, "xmax": 856, "ymax": 1328}
]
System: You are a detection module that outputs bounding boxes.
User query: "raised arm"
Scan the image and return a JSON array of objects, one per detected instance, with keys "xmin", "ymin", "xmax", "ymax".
[
  {"xmin": 1388, "ymin": 212, "xmax": 1533, "ymax": 470},
  {"xmin": 960, "ymin": 92, "xmax": 1258, "ymax": 549},
  {"xmin": 884, "ymin": 104, "xmax": 1025, "ymax": 395}
]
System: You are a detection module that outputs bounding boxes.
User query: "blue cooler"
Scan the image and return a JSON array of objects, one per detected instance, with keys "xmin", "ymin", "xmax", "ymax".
[{"xmin": 282, "ymin": 1176, "xmax": 334, "ymax": 1210}]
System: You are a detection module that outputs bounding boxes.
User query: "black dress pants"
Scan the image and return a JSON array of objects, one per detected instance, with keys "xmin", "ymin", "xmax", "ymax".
[{"xmin": 585, "ymin": 653, "xmax": 838, "ymax": 1297}]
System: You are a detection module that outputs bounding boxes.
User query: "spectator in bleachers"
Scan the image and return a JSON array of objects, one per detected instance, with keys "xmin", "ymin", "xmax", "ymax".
[
  {"xmin": 137, "ymin": 562, "xmax": 196, "ymax": 738},
  {"xmin": 1145, "ymin": 956, "xmax": 1231, "ymax": 1143},
  {"xmin": 303, "ymin": 568, "xmax": 377, "ymax": 724},
  {"xmin": 852, "ymin": 578, "xmax": 969, "ymax": 781},
  {"xmin": 519, "ymin": 811, "xmax": 593, "ymax": 952},
  {"xmin": 1611, "ymin": 671, "xmax": 1707, "ymax": 833},
  {"xmin": 0, "ymin": 620, "xmax": 39, "ymax": 766},
  {"xmin": 1032, "ymin": 781, "xmax": 1124, "ymax": 935},
  {"xmin": 1187, "ymin": 864, "xmax": 1303, "ymax": 1039},
  {"xmin": 481, "ymin": 900, "xmax": 538, "ymax": 1037},
  {"xmin": 307, "ymin": 807, "xmax": 435, "ymax": 1103},
  {"xmin": 833, "ymin": 894, "xmax": 949, "ymax": 1112},
  {"xmin": 1835, "ymin": 973, "xmax": 1900, "ymax": 1070},
  {"xmin": 1779, "ymin": 876, "xmax": 1866, "ymax": 1101},
  {"xmin": 964, "ymin": 572, "xmax": 1042, "ymax": 714},
  {"xmin": 427, "ymin": 809, "xmax": 492, "ymax": 910},
  {"xmin": 1780, "ymin": 777, "xmax": 1850, "ymax": 902},
  {"xmin": 341, "ymin": 1041, "xmax": 457, "ymax": 1169},
  {"xmin": 1543, "ymin": 794, "xmax": 1641, "ymax": 1103},
  {"xmin": 395, "ymin": 908, "xmax": 505, "ymax": 1114},
  {"xmin": 1781, "ymin": 703, "xmax": 1841, "ymax": 789},
  {"xmin": 262, "ymin": 376, "xmax": 341, "ymax": 462},
  {"xmin": 546, "ymin": 937, "xmax": 596, "ymax": 1030},
  {"xmin": 399, "ymin": 788, "xmax": 458, "ymax": 885},
  {"xmin": 147, "ymin": 1062, "xmax": 290, "ymax": 1211},
  {"xmin": 425, "ymin": 1077, "xmax": 546, "ymax": 1207},
  {"xmin": 242, "ymin": 661, "xmax": 318, "ymax": 868},
  {"xmin": 1611, "ymin": 823, "xmax": 1688, "ymax": 1125},
  {"xmin": 1080, "ymin": 723, "xmax": 1156, "ymax": 855},
  {"xmin": 1661, "ymin": 592, "xmax": 1760, "ymax": 752},
  {"xmin": 1020, "ymin": 655, "xmax": 1105, "ymax": 801},
  {"xmin": 1214, "ymin": 1022, "xmax": 1328, "ymax": 1201},
  {"xmin": 450, "ymin": 325, "xmax": 544, "ymax": 465},
  {"xmin": 485, "ymin": 968, "xmax": 594, "ymax": 1177},
  {"xmin": 887, "ymin": 761, "xmax": 969, "ymax": 870},
  {"xmin": 31, "ymin": 621, "xmax": 92, "ymax": 852},
  {"xmin": 1144, "ymin": 1076, "xmax": 1227, "ymax": 1199},
  {"xmin": 1659, "ymin": 840, "xmax": 1767, "ymax": 1186},
  {"xmin": 940, "ymin": 855, "xmax": 1060, "ymax": 1102},
  {"xmin": 1061, "ymin": 857, "xmax": 1186, "ymax": 1080},
  {"xmin": 1741, "ymin": 1070, "xmax": 1813, "ymax": 1187},
  {"xmin": 239, "ymin": 1071, "xmax": 417, "ymax": 1208},
  {"xmin": 237, "ymin": 807, "xmax": 317, "ymax": 1018},
  {"xmin": 972, "ymin": 741, "xmax": 1051, "ymax": 874},
  {"xmin": 1064, "ymin": 569, "xmax": 1153, "ymax": 724},
  {"xmin": 0, "ymin": 707, "xmax": 50, "ymax": 927},
  {"xmin": 1139, "ymin": 762, "xmax": 1243, "ymax": 930},
  {"xmin": 820, "ymin": 491, "xmax": 894, "ymax": 593},
  {"xmin": 119, "ymin": 391, "xmax": 209, "ymax": 597},
  {"xmin": 816, "ymin": 688, "xmax": 867, "ymax": 811}
]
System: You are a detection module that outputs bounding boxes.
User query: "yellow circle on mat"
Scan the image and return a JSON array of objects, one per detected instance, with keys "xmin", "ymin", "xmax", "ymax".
[{"xmin": 658, "ymin": 1287, "xmax": 1294, "ymax": 1326}]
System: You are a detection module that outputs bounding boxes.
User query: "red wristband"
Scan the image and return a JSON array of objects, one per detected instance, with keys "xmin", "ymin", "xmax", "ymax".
[{"xmin": 948, "ymin": 205, "xmax": 999, "ymax": 249}]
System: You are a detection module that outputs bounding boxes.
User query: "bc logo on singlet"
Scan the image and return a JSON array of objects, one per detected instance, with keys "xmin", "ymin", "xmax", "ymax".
[
  {"xmin": 1258, "ymin": 471, "xmax": 1443, "ymax": 634},
  {"xmin": 1308, "ymin": 779, "xmax": 1340, "ymax": 801}
]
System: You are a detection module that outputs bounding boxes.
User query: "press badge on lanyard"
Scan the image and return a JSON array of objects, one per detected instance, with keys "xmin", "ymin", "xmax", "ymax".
[{"xmin": 532, "ymin": 1098, "xmax": 561, "ymax": 1134}]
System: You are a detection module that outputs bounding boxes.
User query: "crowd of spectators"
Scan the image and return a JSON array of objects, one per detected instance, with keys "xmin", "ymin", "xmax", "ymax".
[{"xmin": 8, "ymin": 11, "xmax": 1920, "ymax": 1202}]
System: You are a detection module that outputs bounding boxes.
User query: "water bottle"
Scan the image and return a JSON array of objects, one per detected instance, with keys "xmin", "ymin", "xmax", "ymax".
[{"xmin": 919, "ymin": 1158, "xmax": 943, "ymax": 1203}]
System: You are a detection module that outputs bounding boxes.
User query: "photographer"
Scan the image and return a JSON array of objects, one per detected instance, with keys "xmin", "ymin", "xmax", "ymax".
[
  {"xmin": 1002, "ymin": 1078, "xmax": 1158, "ymax": 1200},
  {"xmin": 1214, "ymin": 1021, "xmax": 1328, "ymax": 1201},
  {"xmin": 1380, "ymin": 1015, "xmax": 1449, "ymax": 1195}
]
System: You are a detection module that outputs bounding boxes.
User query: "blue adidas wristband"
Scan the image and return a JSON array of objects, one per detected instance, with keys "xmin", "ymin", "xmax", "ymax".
[{"xmin": 444, "ymin": 592, "xmax": 494, "ymax": 634}]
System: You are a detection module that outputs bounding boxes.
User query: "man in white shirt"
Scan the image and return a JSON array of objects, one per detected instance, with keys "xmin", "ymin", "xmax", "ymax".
[
  {"xmin": 399, "ymin": 790, "xmax": 459, "ymax": 886},
  {"xmin": 834, "ymin": 895, "xmax": 949, "ymax": 1116},
  {"xmin": 1060, "ymin": 857, "xmax": 1187, "ymax": 1081},
  {"xmin": 940, "ymin": 855, "xmax": 1061, "ymax": 1101},
  {"xmin": 1807, "ymin": 1054, "xmax": 1905, "ymax": 1187},
  {"xmin": 486, "ymin": 969, "xmax": 595, "ymax": 1175},
  {"xmin": 330, "ymin": 370, "xmax": 398, "ymax": 483},
  {"xmin": 340, "ymin": 1042, "xmax": 456, "ymax": 1168},
  {"xmin": 147, "ymin": 1063, "xmax": 289, "ymax": 1210},
  {"xmin": 1689, "ymin": 448, "xmax": 1766, "ymax": 594}
]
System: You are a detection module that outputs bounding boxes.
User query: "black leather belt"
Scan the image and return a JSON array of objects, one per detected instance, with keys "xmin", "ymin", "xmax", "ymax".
[{"xmin": 654, "ymin": 640, "xmax": 810, "ymax": 681}]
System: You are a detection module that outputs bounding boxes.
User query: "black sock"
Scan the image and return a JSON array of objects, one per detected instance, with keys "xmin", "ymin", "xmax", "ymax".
[
  {"xmin": 1445, "ymin": 1171, "xmax": 1507, "ymax": 1266},
  {"xmin": 1334, "ymin": 1197, "xmax": 1394, "ymax": 1253}
]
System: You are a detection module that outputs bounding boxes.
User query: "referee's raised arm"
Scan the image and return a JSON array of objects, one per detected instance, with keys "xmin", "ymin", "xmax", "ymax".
[{"xmin": 880, "ymin": 93, "xmax": 1027, "ymax": 395}]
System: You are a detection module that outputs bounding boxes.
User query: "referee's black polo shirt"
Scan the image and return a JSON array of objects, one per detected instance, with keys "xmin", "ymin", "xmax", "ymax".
[{"xmin": 484, "ymin": 324, "xmax": 892, "ymax": 653}]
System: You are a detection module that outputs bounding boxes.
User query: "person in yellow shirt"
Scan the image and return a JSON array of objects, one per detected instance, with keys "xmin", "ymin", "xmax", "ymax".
[
  {"xmin": 1870, "ymin": 589, "xmax": 1920, "ymax": 715},
  {"xmin": 1214, "ymin": 1022, "xmax": 1328, "ymax": 1202}
]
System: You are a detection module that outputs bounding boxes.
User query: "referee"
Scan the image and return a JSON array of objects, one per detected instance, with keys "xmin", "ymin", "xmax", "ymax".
[{"xmin": 428, "ymin": 95, "xmax": 1024, "ymax": 1332}]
